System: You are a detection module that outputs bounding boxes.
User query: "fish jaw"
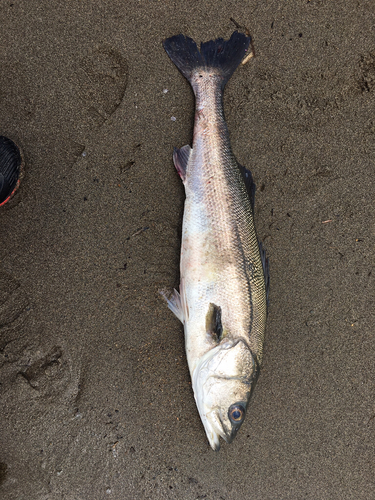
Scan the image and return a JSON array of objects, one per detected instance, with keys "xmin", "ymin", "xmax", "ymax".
[
  {"xmin": 199, "ymin": 406, "xmax": 243, "ymax": 451},
  {"xmin": 191, "ymin": 339, "xmax": 258, "ymax": 450},
  {"xmin": 198, "ymin": 408, "xmax": 222, "ymax": 451}
]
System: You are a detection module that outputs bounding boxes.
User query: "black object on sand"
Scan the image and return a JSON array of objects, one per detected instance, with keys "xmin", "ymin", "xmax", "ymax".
[{"xmin": 0, "ymin": 136, "xmax": 23, "ymax": 206}]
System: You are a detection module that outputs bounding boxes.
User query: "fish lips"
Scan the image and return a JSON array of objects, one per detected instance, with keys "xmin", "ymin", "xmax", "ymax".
[{"xmin": 205, "ymin": 407, "xmax": 245, "ymax": 451}]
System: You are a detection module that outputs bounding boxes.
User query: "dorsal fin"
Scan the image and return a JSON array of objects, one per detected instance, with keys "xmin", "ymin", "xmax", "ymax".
[
  {"xmin": 259, "ymin": 242, "xmax": 270, "ymax": 312},
  {"xmin": 238, "ymin": 163, "xmax": 255, "ymax": 211}
]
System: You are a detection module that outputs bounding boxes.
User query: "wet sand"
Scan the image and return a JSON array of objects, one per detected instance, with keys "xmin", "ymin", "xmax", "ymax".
[{"xmin": 1, "ymin": 1, "xmax": 374, "ymax": 498}]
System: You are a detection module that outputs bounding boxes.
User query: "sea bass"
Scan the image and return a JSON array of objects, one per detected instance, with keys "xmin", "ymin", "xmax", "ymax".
[{"xmin": 162, "ymin": 32, "xmax": 268, "ymax": 450}]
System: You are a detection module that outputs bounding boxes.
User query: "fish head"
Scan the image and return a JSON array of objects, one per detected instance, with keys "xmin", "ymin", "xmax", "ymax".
[{"xmin": 192, "ymin": 339, "xmax": 258, "ymax": 450}]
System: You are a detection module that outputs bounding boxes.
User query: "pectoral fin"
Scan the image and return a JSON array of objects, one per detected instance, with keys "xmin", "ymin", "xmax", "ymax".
[{"xmin": 206, "ymin": 303, "xmax": 223, "ymax": 342}]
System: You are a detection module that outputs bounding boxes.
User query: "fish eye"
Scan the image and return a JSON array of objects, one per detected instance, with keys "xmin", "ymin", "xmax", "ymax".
[{"xmin": 228, "ymin": 404, "xmax": 245, "ymax": 424}]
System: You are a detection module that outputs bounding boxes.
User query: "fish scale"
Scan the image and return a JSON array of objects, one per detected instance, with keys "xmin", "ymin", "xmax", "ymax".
[{"xmin": 186, "ymin": 89, "xmax": 265, "ymax": 360}]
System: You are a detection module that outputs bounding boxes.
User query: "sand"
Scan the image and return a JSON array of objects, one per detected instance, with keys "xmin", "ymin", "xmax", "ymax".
[{"xmin": 1, "ymin": 1, "xmax": 374, "ymax": 498}]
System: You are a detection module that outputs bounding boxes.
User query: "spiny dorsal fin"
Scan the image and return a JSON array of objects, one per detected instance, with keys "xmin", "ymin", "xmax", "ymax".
[
  {"xmin": 238, "ymin": 163, "xmax": 255, "ymax": 212},
  {"xmin": 259, "ymin": 241, "xmax": 270, "ymax": 312}
]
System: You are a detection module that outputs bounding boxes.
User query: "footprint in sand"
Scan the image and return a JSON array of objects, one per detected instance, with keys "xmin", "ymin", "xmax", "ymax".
[
  {"xmin": 0, "ymin": 271, "xmax": 29, "ymax": 352},
  {"xmin": 0, "ymin": 270, "xmax": 30, "ymax": 395},
  {"xmin": 71, "ymin": 45, "xmax": 128, "ymax": 134},
  {"xmin": 0, "ymin": 46, "xmax": 125, "ymax": 403},
  {"xmin": 16, "ymin": 345, "xmax": 80, "ymax": 402},
  {"xmin": 0, "ymin": 271, "xmax": 79, "ymax": 403},
  {"xmin": 358, "ymin": 51, "xmax": 375, "ymax": 93}
]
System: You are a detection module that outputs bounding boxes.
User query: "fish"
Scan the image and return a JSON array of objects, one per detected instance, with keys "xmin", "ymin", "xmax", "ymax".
[{"xmin": 162, "ymin": 31, "xmax": 269, "ymax": 450}]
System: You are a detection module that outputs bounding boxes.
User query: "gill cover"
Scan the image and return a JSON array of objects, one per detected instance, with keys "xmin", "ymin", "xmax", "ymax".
[{"xmin": 192, "ymin": 339, "xmax": 258, "ymax": 450}]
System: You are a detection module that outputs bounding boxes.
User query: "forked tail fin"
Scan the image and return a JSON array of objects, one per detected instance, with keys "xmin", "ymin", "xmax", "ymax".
[{"xmin": 163, "ymin": 31, "xmax": 251, "ymax": 87}]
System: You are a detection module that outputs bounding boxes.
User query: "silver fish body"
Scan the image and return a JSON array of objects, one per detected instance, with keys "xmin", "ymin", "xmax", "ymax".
[{"xmin": 163, "ymin": 32, "xmax": 268, "ymax": 450}]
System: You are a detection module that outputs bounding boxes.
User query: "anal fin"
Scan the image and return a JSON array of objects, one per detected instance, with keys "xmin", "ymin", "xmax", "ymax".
[{"xmin": 173, "ymin": 145, "xmax": 192, "ymax": 182}]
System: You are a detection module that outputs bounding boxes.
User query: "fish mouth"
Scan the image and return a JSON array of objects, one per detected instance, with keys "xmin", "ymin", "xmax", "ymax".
[
  {"xmin": 200, "ymin": 407, "xmax": 239, "ymax": 451},
  {"xmin": 199, "ymin": 409, "xmax": 225, "ymax": 451}
]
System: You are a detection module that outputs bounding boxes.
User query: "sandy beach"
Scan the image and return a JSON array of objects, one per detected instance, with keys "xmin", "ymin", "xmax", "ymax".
[{"xmin": 1, "ymin": 1, "xmax": 374, "ymax": 498}]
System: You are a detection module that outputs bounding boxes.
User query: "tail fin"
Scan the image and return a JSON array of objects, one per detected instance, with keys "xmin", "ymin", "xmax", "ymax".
[{"xmin": 163, "ymin": 31, "xmax": 251, "ymax": 87}]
